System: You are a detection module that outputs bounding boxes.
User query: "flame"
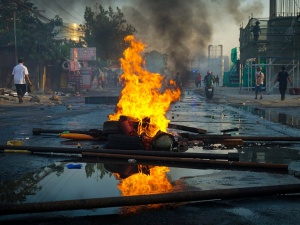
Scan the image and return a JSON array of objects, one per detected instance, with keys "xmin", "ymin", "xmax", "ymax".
[
  {"xmin": 117, "ymin": 166, "xmax": 172, "ymax": 196},
  {"xmin": 109, "ymin": 35, "xmax": 181, "ymax": 137}
]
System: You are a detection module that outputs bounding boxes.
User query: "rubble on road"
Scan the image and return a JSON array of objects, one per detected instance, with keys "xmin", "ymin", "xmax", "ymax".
[{"xmin": 0, "ymin": 88, "xmax": 69, "ymax": 106}]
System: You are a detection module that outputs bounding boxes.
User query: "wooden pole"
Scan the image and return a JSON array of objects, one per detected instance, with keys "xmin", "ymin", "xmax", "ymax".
[{"xmin": 1, "ymin": 184, "xmax": 299, "ymax": 215}]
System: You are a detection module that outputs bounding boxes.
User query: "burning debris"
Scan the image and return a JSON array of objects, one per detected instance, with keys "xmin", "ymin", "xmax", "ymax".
[{"xmin": 105, "ymin": 35, "xmax": 181, "ymax": 152}]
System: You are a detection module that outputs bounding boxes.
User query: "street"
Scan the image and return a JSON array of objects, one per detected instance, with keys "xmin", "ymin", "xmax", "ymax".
[{"xmin": 1, "ymin": 88, "xmax": 300, "ymax": 225}]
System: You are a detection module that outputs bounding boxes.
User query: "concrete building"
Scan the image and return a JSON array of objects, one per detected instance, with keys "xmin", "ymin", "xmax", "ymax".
[{"xmin": 239, "ymin": 0, "xmax": 300, "ymax": 94}]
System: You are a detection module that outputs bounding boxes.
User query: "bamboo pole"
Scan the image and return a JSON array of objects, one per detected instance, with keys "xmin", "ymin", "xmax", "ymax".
[
  {"xmin": 189, "ymin": 134, "xmax": 300, "ymax": 142},
  {"xmin": 82, "ymin": 152, "xmax": 288, "ymax": 170},
  {"xmin": 32, "ymin": 128, "xmax": 300, "ymax": 142},
  {"xmin": 0, "ymin": 145, "xmax": 238, "ymax": 161},
  {"xmin": 1, "ymin": 184, "xmax": 299, "ymax": 215}
]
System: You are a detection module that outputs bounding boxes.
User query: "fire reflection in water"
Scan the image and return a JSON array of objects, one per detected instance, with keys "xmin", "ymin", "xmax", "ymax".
[{"xmin": 116, "ymin": 165, "xmax": 172, "ymax": 196}]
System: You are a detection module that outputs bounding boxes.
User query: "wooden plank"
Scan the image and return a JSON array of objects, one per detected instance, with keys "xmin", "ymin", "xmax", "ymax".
[{"xmin": 168, "ymin": 123, "xmax": 207, "ymax": 134}]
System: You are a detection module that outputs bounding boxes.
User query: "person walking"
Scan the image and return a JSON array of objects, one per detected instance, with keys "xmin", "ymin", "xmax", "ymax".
[
  {"xmin": 195, "ymin": 73, "xmax": 202, "ymax": 87},
  {"xmin": 7, "ymin": 58, "xmax": 32, "ymax": 103},
  {"xmin": 255, "ymin": 67, "xmax": 264, "ymax": 99},
  {"xmin": 274, "ymin": 66, "xmax": 293, "ymax": 101},
  {"xmin": 215, "ymin": 75, "xmax": 220, "ymax": 86}
]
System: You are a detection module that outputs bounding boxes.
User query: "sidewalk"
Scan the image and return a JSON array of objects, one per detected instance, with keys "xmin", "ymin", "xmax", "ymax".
[
  {"xmin": 213, "ymin": 86, "xmax": 300, "ymax": 107},
  {"xmin": 193, "ymin": 86, "xmax": 300, "ymax": 121}
]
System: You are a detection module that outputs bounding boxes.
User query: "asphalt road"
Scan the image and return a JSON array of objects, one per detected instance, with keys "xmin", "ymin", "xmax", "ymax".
[{"xmin": 1, "ymin": 88, "xmax": 300, "ymax": 225}]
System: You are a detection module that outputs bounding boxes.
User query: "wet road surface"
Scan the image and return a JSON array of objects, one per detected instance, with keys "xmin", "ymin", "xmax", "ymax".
[{"xmin": 1, "ymin": 90, "xmax": 300, "ymax": 224}]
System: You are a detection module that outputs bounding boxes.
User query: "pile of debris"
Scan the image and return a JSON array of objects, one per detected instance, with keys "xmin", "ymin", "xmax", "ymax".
[{"xmin": 102, "ymin": 116, "xmax": 178, "ymax": 152}]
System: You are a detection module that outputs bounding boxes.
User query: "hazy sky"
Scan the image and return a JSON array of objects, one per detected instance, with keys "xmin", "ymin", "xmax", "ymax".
[{"xmin": 31, "ymin": 0, "xmax": 270, "ymax": 70}]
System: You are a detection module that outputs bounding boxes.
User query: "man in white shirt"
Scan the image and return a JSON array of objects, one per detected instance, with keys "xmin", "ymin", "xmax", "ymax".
[{"xmin": 7, "ymin": 58, "xmax": 32, "ymax": 103}]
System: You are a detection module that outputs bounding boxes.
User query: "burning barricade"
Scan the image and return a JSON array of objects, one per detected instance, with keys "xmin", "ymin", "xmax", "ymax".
[{"xmin": 103, "ymin": 35, "xmax": 181, "ymax": 152}]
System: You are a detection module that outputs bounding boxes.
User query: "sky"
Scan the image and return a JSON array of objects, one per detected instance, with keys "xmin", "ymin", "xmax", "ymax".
[{"xmin": 31, "ymin": 0, "xmax": 270, "ymax": 70}]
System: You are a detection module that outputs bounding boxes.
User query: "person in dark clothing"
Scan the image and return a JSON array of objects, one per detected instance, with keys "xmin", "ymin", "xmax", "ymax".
[
  {"xmin": 274, "ymin": 66, "xmax": 293, "ymax": 100},
  {"xmin": 252, "ymin": 21, "xmax": 261, "ymax": 42},
  {"xmin": 195, "ymin": 73, "xmax": 202, "ymax": 87},
  {"xmin": 215, "ymin": 75, "xmax": 220, "ymax": 86}
]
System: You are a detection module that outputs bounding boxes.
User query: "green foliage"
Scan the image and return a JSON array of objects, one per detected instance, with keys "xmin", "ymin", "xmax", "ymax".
[
  {"xmin": 79, "ymin": 5, "xmax": 136, "ymax": 63},
  {"xmin": 0, "ymin": 0, "xmax": 79, "ymax": 62},
  {"xmin": 0, "ymin": 1, "xmax": 135, "ymax": 64}
]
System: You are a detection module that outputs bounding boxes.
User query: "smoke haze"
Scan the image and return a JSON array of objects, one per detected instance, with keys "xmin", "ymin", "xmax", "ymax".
[
  {"xmin": 31, "ymin": 0, "xmax": 265, "ymax": 71},
  {"xmin": 123, "ymin": 0, "xmax": 264, "ymax": 72}
]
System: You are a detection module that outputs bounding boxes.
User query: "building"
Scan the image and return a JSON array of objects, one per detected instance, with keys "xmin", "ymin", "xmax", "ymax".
[
  {"xmin": 239, "ymin": 0, "xmax": 300, "ymax": 93},
  {"xmin": 208, "ymin": 45, "xmax": 224, "ymax": 86}
]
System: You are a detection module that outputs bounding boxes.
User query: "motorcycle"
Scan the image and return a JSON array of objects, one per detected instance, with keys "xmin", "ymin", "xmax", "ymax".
[
  {"xmin": 204, "ymin": 74, "xmax": 215, "ymax": 99},
  {"xmin": 205, "ymin": 84, "xmax": 214, "ymax": 99}
]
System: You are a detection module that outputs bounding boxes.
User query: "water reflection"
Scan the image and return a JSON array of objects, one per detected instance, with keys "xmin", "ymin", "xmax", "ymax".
[
  {"xmin": 0, "ymin": 159, "xmax": 176, "ymax": 218},
  {"xmin": 238, "ymin": 105, "xmax": 300, "ymax": 128},
  {"xmin": 239, "ymin": 147, "xmax": 300, "ymax": 164},
  {"xmin": 0, "ymin": 162, "xmax": 120, "ymax": 205},
  {"xmin": 0, "ymin": 160, "xmax": 174, "ymax": 204}
]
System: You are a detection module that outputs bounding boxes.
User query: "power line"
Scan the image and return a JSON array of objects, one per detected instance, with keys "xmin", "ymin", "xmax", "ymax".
[
  {"xmin": 52, "ymin": 0, "xmax": 83, "ymax": 23},
  {"xmin": 31, "ymin": 0, "xmax": 81, "ymax": 25},
  {"xmin": 13, "ymin": 0, "xmax": 80, "ymax": 33},
  {"xmin": 31, "ymin": 0, "xmax": 62, "ymax": 19}
]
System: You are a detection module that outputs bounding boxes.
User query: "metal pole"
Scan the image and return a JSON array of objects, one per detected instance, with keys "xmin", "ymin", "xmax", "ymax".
[
  {"xmin": 189, "ymin": 134, "xmax": 300, "ymax": 142},
  {"xmin": 0, "ymin": 145, "xmax": 239, "ymax": 161},
  {"xmin": 82, "ymin": 152, "xmax": 288, "ymax": 170},
  {"xmin": 13, "ymin": 11, "xmax": 17, "ymax": 64},
  {"xmin": 1, "ymin": 184, "xmax": 299, "ymax": 215},
  {"xmin": 32, "ymin": 128, "xmax": 101, "ymax": 135},
  {"xmin": 31, "ymin": 128, "xmax": 300, "ymax": 142}
]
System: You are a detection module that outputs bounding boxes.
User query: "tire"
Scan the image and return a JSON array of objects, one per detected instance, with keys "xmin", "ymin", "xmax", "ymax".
[
  {"xmin": 102, "ymin": 121, "xmax": 121, "ymax": 135},
  {"xmin": 106, "ymin": 134, "xmax": 144, "ymax": 150},
  {"xmin": 151, "ymin": 132, "xmax": 175, "ymax": 151},
  {"xmin": 205, "ymin": 87, "xmax": 214, "ymax": 99}
]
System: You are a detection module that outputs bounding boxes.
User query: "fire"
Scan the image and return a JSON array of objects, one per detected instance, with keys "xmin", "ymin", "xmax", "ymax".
[
  {"xmin": 117, "ymin": 166, "xmax": 172, "ymax": 196},
  {"xmin": 109, "ymin": 35, "xmax": 179, "ymax": 197},
  {"xmin": 109, "ymin": 35, "xmax": 181, "ymax": 137}
]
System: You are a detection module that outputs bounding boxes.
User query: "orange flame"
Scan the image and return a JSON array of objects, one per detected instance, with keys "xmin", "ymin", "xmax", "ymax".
[
  {"xmin": 117, "ymin": 166, "xmax": 172, "ymax": 196},
  {"xmin": 109, "ymin": 35, "xmax": 181, "ymax": 137}
]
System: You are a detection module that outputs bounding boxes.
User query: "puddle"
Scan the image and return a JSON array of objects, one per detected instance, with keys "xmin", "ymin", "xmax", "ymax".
[
  {"xmin": 237, "ymin": 105, "xmax": 300, "ymax": 129},
  {"xmin": 0, "ymin": 159, "xmax": 216, "ymax": 220},
  {"xmin": 239, "ymin": 147, "xmax": 300, "ymax": 164}
]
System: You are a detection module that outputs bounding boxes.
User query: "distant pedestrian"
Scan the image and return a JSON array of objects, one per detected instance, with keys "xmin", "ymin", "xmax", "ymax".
[
  {"xmin": 195, "ymin": 73, "xmax": 202, "ymax": 87},
  {"xmin": 204, "ymin": 70, "xmax": 215, "ymax": 87},
  {"xmin": 215, "ymin": 75, "xmax": 220, "ymax": 86},
  {"xmin": 274, "ymin": 66, "xmax": 293, "ymax": 100},
  {"xmin": 255, "ymin": 67, "xmax": 264, "ymax": 100},
  {"xmin": 7, "ymin": 58, "xmax": 32, "ymax": 103},
  {"xmin": 252, "ymin": 21, "xmax": 261, "ymax": 42}
]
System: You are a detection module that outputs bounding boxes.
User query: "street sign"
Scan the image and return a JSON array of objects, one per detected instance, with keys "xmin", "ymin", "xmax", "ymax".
[{"xmin": 70, "ymin": 48, "xmax": 96, "ymax": 61}]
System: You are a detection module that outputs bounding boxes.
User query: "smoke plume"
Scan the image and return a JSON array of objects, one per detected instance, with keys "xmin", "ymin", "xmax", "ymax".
[{"xmin": 122, "ymin": 0, "xmax": 264, "ymax": 73}]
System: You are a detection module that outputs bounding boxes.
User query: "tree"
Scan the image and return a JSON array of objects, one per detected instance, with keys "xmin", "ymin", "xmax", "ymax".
[
  {"xmin": 0, "ymin": 0, "xmax": 74, "ymax": 62},
  {"xmin": 79, "ymin": 5, "xmax": 136, "ymax": 63}
]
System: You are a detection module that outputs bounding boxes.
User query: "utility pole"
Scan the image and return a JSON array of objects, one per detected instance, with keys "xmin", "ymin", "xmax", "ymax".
[{"xmin": 13, "ymin": 11, "xmax": 18, "ymax": 64}]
